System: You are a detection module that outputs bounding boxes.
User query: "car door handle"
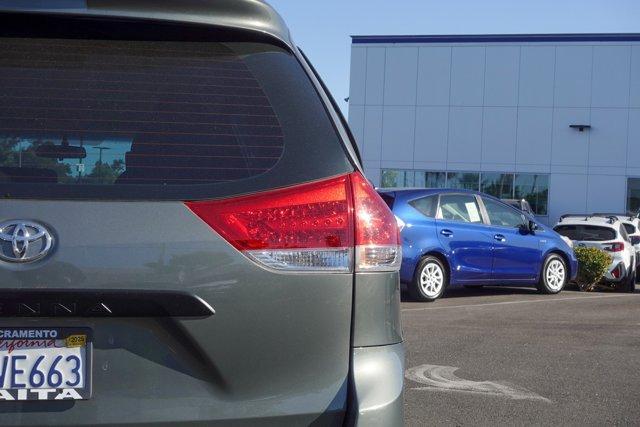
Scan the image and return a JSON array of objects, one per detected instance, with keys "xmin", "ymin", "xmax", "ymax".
[
  {"xmin": 494, "ymin": 234, "xmax": 506, "ymax": 242},
  {"xmin": 441, "ymin": 229, "xmax": 453, "ymax": 237}
]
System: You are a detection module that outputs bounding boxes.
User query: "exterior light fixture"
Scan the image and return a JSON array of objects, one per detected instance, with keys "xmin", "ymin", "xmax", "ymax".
[{"xmin": 569, "ymin": 124, "xmax": 591, "ymax": 132}]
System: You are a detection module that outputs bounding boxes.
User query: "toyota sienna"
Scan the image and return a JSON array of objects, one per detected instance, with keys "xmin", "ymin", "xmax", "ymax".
[{"xmin": 0, "ymin": 1, "xmax": 404, "ymax": 425}]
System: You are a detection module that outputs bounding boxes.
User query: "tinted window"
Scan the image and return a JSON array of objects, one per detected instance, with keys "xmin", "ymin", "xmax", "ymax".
[
  {"xmin": 415, "ymin": 171, "xmax": 446, "ymax": 188},
  {"xmin": 620, "ymin": 225, "xmax": 630, "ymax": 242},
  {"xmin": 409, "ymin": 195, "xmax": 438, "ymax": 218},
  {"xmin": 483, "ymin": 198, "xmax": 525, "ymax": 228},
  {"xmin": 554, "ymin": 225, "xmax": 616, "ymax": 241},
  {"xmin": 628, "ymin": 178, "xmax": 640, "ymax": 213},
  {"xmin": 379, "ymin": 193, "xmax": 395, "ymax": 209},
  {"xmin": 481, "ymin": 173, "xmax": 514, "ymax": 199},
  {"xmin": 0, "ymin": 36, "xmax": 350, "ymax": 200},
  {"xmin": 381, "ymin": 169, "xmax": 414, "ymax": 188},
  {"xmin": 438, "ymin": 194, "xmax": 482, "ymax": 224},
  {"xmin": 446, "ymin": 172, "xmax": 479, "ymax": 191},
  {"xmin": 623, "ymin": 223, "xmax": 636, "ymax": 235},
  {"xmin": 514, "ymin": 174, "xmax": 549, "ymax": 215}
]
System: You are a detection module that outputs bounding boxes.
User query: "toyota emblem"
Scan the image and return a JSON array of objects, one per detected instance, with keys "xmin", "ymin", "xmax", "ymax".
[{"xmin": 0, "ymin": 221, "xmax": 54, "ymax": 263}]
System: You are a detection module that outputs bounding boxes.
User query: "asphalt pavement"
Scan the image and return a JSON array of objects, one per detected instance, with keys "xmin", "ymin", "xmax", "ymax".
[{"xmin": 401, "ymin": 285, "xmax": 640, "ymax": 426}]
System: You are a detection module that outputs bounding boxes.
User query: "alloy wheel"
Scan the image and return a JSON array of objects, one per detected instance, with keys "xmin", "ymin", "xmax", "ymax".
[
  {"xmin": 546, "ymin": 259, "xmax": 566, "ymax": 291},
  {"xmin": 420, "ymin": 262, "xmax": 444, "ymax": 297}
]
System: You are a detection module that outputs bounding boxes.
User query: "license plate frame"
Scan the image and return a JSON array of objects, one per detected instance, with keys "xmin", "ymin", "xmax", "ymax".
[{"xmin": 0, "ymin": 327, "xmax": 92, "ymax": 401}]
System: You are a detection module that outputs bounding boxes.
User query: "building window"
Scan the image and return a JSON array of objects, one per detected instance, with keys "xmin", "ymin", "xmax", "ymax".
[
  {"xmin": 446, "ymin": 172, "xmax": 480, "ymax": 191},
  {"xmin": 514, "ymin": 174, "xmax": 549, "ymax": 216},
  {"xmin": 627, "ymin": 178, "xmax": 640, "ymax": 213},
  {"xmin": 381, "ymin": 169, "xmax": 414, "ymax": 188},
  {"xmin": 379, "ymin": 169, "xmax": 549, "ymax": 216},
  {"xmin": 415, "ymin": 171, "xmax": 446, "ymax": 188},
  {"xmin": 481, "ymin": 173, "xmax": 514, "ymax": 199}
]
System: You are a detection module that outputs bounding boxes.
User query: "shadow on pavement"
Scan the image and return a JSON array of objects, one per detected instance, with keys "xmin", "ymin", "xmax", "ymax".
[{"xmin": 399, "ymin": 283, "xmax": 593, "ymax": 302}]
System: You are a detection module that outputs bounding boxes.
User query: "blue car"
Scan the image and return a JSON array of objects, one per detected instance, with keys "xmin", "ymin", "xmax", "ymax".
[{"xmin": 378, "ymin": 189, "xmax": 578, "ymax": 301}]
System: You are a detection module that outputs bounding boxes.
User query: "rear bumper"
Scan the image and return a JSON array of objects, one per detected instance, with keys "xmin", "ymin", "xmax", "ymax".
[
  {"xmin": 347, "ymin": 342, "xmax": 405, "ymax": 426},
  {"xmin": 604, "ymin": 261, "xmax": 629, "ymax": 282},
  {"xmin": 569, "ymin": 254, "xmax": 579, "ymax": 281}
]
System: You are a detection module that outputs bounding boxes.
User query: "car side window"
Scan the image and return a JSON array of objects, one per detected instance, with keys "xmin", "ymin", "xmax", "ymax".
[
  {"xmin": 438, "ymin": 194, "xmax": 483, "ymax": 224},
  {"xmin": 482, "ymin": 198, "xmax": 525, "ymax": 228},
  {"xmin": 623, "ymin": 223, "xmax": 636, "ymax": 235},
  {"xmin": 409, "ymin": 195, "xmax": 438, "ymax": 218},
  {"xmin": 620, "ymin": 224, "xmax": 630, "ymax": 242}
]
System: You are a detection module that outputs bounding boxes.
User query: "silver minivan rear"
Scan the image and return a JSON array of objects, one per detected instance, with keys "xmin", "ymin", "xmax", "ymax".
[{"xmin": 0, "ymin": 1, "xmax": 404, "ymax": 425}]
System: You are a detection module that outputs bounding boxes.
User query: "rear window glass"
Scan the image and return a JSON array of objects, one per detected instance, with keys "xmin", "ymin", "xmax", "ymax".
[
  {"xmin": 410, "ymin": 195, "xmax": 437, "ymax": 218},
  {"xmin": 0, "ymin": 32, "xmax": 351, "ymax": 200},
  {"xmin": 553, "ymin": 225, "xmax": 616, "ymax": 241},
  {"xmin": 379, "ymin": 193, "xmax": 395, "ymax": 209}
]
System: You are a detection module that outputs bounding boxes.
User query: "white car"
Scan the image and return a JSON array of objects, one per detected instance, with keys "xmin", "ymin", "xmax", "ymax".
[
  {"xmin": 554, "ymin": 214, "xmax": 636, "ymax": 292},
  {"xmin": 593, "ymin": 213, "xmax": 640, "ymax": 273}
]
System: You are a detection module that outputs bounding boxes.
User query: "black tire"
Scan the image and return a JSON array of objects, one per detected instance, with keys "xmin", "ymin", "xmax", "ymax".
[
  {"xmin": 410, "ymin": 256, "xmax": 448, "ymax": 302},
  {"xmin": 537, "ymin": 254, "xmax": 567, "ymax": 294},
  {"xmin": 623, "ymin": 268, "xmax": 636, "ymax": 293}
]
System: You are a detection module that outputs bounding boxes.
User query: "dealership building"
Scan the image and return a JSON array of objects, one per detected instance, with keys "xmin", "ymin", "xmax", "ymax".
[{"xmin": 347, "ymin": 33, "xmax": 640, "ymax": 224}]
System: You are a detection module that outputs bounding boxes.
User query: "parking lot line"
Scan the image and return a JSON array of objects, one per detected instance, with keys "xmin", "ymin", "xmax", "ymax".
[{"xmin": 402, "ymin": 293, "xmax": 640, "ymax": 312}]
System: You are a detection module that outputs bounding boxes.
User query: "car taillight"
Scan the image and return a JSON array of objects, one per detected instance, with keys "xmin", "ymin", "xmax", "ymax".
[
  {"xmin": 611, "ymin": 263, "xmax": 623, "ymax": 279},
  {"xmin": 351, "ymin": 172, "xmax": 402, "ymax": 272},
  {"xmin": 604, "ymin": 242, "xmax": 625, "ymax": 252},
  {"xmin": 185, "ymin": 172, "xmax": 401, "ymax": 273}
]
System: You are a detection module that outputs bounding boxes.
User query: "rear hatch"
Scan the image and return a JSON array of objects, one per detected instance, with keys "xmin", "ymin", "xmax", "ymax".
[
  {"xmin": 0, "ymin": 14, "xmax": 356, "ymax": 426},
  {"xmin": 553, "ymin": 224, "xmax": 617, "ymax": 250},
  {"xmin": 553, "ymin": 224, "xmax": 622, "ymax": 271}
]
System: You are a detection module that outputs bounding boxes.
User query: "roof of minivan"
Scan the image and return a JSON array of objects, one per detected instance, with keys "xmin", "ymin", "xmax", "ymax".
[{"xmin": 0, "ymin": 0, "xmax": 293, "ymax": 48}]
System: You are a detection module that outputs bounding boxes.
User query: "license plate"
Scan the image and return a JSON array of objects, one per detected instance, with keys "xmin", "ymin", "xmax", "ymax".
[{"xmin": 0, "ymin": 328, "xmax": 92, "ymax": 401}]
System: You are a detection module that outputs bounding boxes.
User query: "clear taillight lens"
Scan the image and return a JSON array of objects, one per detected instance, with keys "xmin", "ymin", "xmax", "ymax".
[
  {"xmin": 185, "ymin": 172, "xmax": 401, "ymax": 273},
  {"xmin": 351, "ymin": 172, "xmax": 402, "ymax": 272}
]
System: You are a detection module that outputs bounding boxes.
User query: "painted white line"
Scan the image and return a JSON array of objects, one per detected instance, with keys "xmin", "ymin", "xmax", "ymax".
[
  {"xmin": 402, "ymin": 293, "xmax": 640, "ymax": 312},
  {"xmin": 405, "ymin": 364, "xmax": 551, "ymax": 402}
]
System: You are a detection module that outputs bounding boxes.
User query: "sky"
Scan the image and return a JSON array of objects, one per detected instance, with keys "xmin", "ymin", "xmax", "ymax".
[{"xmin": 268, "ymin": 0, "xmax": 640, "ymax": 114}]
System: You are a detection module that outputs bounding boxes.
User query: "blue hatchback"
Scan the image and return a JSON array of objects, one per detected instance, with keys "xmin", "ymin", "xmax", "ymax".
[{"xmin": 379, "ymin": 189, "xmax": 578, "ymax": 301}]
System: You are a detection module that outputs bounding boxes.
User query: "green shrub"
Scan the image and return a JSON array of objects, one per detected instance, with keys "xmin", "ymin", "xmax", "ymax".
[{"xmin": 573, "ymin": 247, "xmax": 612, "ymax": 291}]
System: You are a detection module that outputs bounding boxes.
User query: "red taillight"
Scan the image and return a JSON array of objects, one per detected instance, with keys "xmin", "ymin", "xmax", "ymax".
[
  {"xmin": 185, "ymin": 172, "xmax": 401, "ymax": 272},
  {"xmin": 604, "ymin": 242, "xmax": 625, "ymax": 252},
  {"xmin": 611, "ymin": 263, "xmax": 623, "ymax": 279}
]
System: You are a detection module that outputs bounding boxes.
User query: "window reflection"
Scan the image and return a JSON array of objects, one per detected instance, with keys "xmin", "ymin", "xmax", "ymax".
[
  {"xmin": 415, "ymin": 171, "xmax": 446, "ymax": 188},
  {"xmin": 446, "ymin": 172, "xmax": 479, "ymax": 191},
  {"xmin": 0, "ymin": 136, "xmax": 130, "ymax": 185},
  {"xmin": 627, "ymin": 178, "xmax": 640, "ymax": 214},
  {"xmin": 481, "ymin": 173, "xmax": 514, "ymax": 199},
  {"xmin": 380, "ymin": 169, "xmax": 550, "ymax": 216},
  {"xmin": 514, "ymin": 174, "xmax": 549, "ymax": 216},
  {"xmin": 381, "ymin": 169, "xmax": 414, "ymax": 188}
]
